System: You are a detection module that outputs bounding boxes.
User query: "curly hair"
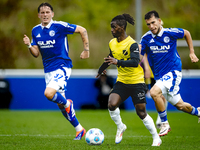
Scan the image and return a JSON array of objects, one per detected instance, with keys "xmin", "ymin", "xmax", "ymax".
[{"xmin": 111, "ymin": 13, "xmax": 135, "ymax": 30}]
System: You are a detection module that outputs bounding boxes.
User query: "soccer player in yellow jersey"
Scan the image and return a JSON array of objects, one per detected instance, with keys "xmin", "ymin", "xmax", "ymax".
[{"xmin": 96, "ymin": 14, "xmax": 161, "ymax": 146}]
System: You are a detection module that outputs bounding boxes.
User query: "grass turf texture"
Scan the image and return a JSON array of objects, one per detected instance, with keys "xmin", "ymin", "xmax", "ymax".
[{"xmin": 0, "ymin": 110, "xmax": 200, "ymax": 150}]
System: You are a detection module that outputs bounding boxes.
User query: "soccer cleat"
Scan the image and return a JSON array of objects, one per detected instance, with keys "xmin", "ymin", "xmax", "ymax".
[
  {"xmin": 74, "ymin": 128, "xmax": 86, "ymax": 140},
  {"xmin": 65, "ymin": 99, "xmax": 75, "ymax": 121},
  {"xmin": 151, "ymin": 138, "xmax": 162, "ymax": 146},
  {"xmin": 197, "ymin": 107, "xmax": 200, "ymax": 123},
  {"xmin": 115, "ymin": 124, "xmax": 127, "ymax": 144},
  {"xmin": 158, "ymin": 122, "xmax": 171, "ymax": 136}
]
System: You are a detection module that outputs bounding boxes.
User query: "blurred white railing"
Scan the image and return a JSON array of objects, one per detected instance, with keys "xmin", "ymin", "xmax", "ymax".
[{"xmin": 0, "ymin": 69, "xmax": 200, "ymax": 78}]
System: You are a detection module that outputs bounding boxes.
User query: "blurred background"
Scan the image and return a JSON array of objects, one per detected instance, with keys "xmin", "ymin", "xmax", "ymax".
[
  {"xmin": 0, "ymin": 0, "xmax": 200, "ymax": 110},
  {"xmin": 0, "ymin": 0, "xmax": 200, "ymax": 69}
]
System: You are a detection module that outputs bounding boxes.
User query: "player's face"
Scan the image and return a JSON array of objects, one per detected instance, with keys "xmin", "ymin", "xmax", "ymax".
[
  {"xmin": 145, "ymin": 16, "xmax": 161, "ymax": 35},
  {"xmin": 38, "ymin": 6, "xmax": 54, "ymax": 26},
  {"xmin": 110, "ymin": 21, "xmax": 123, "ymax": 38}
]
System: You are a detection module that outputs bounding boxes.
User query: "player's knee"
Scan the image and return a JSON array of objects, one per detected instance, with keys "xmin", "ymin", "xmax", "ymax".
[
  {"xmin": 175, "ymin": 101, "xmax": 184, "ymax": 111},
  {"xmin": 108, "ymin": 102, "xmax": 117, "ymax": 111},
  {"xmin": 150, "ymin": 89, "xmax": 161, "ymax": 101},
  {"xmin": 44, "ymin": 90, "xmax": 54, "ymax": 100},
  {"xmin": 136, "ymin": 111, "xmax": 147, "ymax": 120},
  {"xmin": 135, "ymin": 104, "xmax": 147, "ymax": 119},
  {"xmin": 150, "ymin": 89, "xmax": 157, "ymax": 99}
]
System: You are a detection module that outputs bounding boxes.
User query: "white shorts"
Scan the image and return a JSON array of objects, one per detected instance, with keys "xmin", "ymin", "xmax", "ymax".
[
  {"xmin": 45, "ymin": 67, "xmax": 71, "ymax": 95},
  {"xmin": 155, "ymin": 70, "xmax": 182, "ymax": 105}
]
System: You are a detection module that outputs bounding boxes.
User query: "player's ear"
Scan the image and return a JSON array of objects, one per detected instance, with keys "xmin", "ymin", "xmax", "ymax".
[
  {"xmin": 52, "ymin": 12, "xmax": 54, "ymax": 18},
  {"xmin": 158, "ymin": 18, "xmax": 162, "ymax": 24}
]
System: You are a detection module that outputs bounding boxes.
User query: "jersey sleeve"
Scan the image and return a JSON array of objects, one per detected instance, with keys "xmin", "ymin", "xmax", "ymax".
[
  {"xmin": 140, "ymin": 38, "xmax": 148, "ymax": 56},
  {"xmin": 117, "ymin": 43, "xmax": 140, "ymax": 67},
  {"xmin": 31, "ymin": 29, "xmax": 37, "ymax": 46},
  {"xmin": 97, "ymin": 49, "xmax": 112, "ymax": 74},
  {"xmin": 169, "ymin": 28, "xmax": 184, "ymax": 39},
  {"xmin": 59, "ymin": 21, "xmax": 77, "ymax": 34}
]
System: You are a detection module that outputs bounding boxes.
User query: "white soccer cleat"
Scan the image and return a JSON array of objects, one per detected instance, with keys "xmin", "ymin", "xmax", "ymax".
[
  {"xmin": 197, "ymin": 107, "xmax": 200, "ymax": 123},
  {"xmin": 115, "ymin": 124, "xmax": 127, "ymax": 144},
  {"xmin": 151, "ymin": 138, "xmax": 162, "ymax": 146},
  {"xmin": 158, "ymin": 122, "xmax": 171, "ymax": 136}
]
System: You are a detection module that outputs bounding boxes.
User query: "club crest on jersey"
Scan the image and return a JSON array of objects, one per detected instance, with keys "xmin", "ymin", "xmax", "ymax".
[
  {"xmin": 123, "ymin": 50, "xmax": 128, "ymax": 56},
  {"xmin": 164, "ymin": 36, "xmax": 170, "ymax": 43},
  {"xmin": 49, "ymin": 30, "xmax": 55, "ymax": 37}
]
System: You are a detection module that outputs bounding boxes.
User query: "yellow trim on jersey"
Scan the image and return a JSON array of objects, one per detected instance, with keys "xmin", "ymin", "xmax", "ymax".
[
  {"xmin": 150, "ymin": 66, "xmax": 154, "ymax": 78},
  {"xmin": 109, "ymin": 36, "xmax": 144, "ymax": 84}
]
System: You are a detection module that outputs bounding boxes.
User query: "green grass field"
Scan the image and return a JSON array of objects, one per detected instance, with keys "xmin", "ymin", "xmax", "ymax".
[{"xmin": 0, "ymin": 110, "xmax": 199, "ymax": 150}]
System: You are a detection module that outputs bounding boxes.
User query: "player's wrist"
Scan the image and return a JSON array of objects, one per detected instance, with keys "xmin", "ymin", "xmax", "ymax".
[
  {"xmin": 84, "ymin": 49, "xmax": 89, "ymax": 51},
  {"xmin": 27, "ymin": 44, "xmax": 32, "ymax": 48},
  {"xmin": 116, "ymin": 59, "xmax": 119, "ymax": 64}
]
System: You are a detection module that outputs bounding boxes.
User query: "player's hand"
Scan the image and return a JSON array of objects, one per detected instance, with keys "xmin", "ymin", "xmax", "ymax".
[
  {"xmin": 104, "ymin": 56, "xmax": 118, "ymax": 65},
  {"xmin": 189, "ymin": 53, "xmax": 199, "ymax": 63},
  {"xmin": 95, "ymin": 70, "xmax": 107, "ymax": 78},
  {"xmin": 80, "ymin": 50, "xmax": 89, "ymax": 59},
  {"xmin": 23, "ymin": 34, "xmax": 31, "ymax": 46}
]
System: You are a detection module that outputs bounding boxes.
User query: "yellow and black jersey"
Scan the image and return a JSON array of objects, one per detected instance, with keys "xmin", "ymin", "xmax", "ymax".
[{"xmin": 109, "ymin": 36, "xmax": 144, "ymax": 84}]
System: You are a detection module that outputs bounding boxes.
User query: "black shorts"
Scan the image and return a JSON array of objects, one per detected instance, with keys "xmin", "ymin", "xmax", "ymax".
[{"xmin": 110, "ymin": 81, "xmax": 147, "ymax": 105}]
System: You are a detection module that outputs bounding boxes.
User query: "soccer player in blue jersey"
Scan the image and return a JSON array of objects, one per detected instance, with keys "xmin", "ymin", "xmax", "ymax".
[
  {"xmin": 140, "ymin": 10, "xmax": 200, "ymax": 137},
  {"xmin": 23, "ymin": 2, "xmax": 89, "ymax": 140}
]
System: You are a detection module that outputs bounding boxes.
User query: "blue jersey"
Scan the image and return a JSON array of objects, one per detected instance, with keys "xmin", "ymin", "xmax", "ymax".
[
  {"xmin": 31, "ymin": 20, "xmax": 76, "ymax": 73},
  {"xmin": 140, "ymin": 27, "xmax": 184, "ymax": 80}
]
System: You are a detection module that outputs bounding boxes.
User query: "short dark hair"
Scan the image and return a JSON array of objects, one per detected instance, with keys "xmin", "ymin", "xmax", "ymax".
[
  {"xmin": 111, "ymin": 13, "xmax": 135, "ymax": 30},
  {"xmin": 38, "ymin": 2, "xmax": 53, "ymax": 13},
  {"xmin": 145, "ymin": 10, "xmax": 159, "ymax": 20}
]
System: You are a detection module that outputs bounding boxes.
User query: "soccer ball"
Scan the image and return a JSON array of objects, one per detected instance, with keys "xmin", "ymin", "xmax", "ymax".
[{"xmin": 85, "ymin": 128, "xmax": 104, "ymax": 145}]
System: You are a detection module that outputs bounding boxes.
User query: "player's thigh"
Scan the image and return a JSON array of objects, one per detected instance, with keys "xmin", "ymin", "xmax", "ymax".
[
  {"xmin": 108, "ymin": 93, "xmax": 122, "ymax": 109},
  {"xmin": 150, "ymin": 84, "xmax": 163, "ymax": 98},
  {"xmin": 108, "ymin": 82, "xmax": 129, "ymax": 109}
]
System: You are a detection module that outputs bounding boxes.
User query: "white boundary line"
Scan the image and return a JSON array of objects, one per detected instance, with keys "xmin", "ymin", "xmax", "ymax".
[{"xmin": 0, "ymin": 134, "xmax": 195, "ymax": 138}]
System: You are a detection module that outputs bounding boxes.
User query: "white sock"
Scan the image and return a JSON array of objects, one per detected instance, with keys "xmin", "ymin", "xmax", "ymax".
[
  {"xmin": 109, "ymin": 107, "xmax": 123, "ymax": 128},
  {"xmin": 156, "ymin": 114, "xmax": 161, "ymax": 125},
  {"xmin": 75, "ymin": 124, "xmax": 83, "ymax": 132},
  {"xmin": 64, "ymin": 99, "xmax": 70, "ymax": 108},
  {"xmin": 142, "ymin": 114, "xmax": 160, "ymax": 140}
]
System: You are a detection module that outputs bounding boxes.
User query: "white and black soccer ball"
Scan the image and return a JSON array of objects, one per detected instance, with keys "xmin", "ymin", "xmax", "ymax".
[{"xmin": 85, "ymin": 128, "xmax": 104, "ymax": 145}]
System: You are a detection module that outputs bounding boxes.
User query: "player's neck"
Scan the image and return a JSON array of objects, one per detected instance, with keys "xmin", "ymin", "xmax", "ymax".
[{"xmin": 117, "ymin": 33, "xmax": 128, "ymax": 43}]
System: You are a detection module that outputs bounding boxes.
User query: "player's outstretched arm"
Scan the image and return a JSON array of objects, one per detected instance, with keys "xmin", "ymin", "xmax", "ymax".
[
  {"xmin": 75, "ymin": 25, "xmax": 89, "ymax": 59},
  {"xmin": 139, "ymin": 44, "xmax": 144, "ymax": 62},
  {"xmin": 23, "ymin": 34, "xmax": 40, "ymax": 58},
  {"xmin": 143, "ymin": 54, "xmax": 151, "ymax": 79},
  {"xmin": 183, "ymin": 29, "xmax": 199, "ymax": 63}
]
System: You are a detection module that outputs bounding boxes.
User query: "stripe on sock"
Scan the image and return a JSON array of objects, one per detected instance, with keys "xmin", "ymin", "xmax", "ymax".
[
  {"xmin": 191, "ymin": 106, "xmax": 198, "ymax": 116},
  {"xmin": 158, "ymin": 110, "xmax": 167, "ymax": 122}
]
